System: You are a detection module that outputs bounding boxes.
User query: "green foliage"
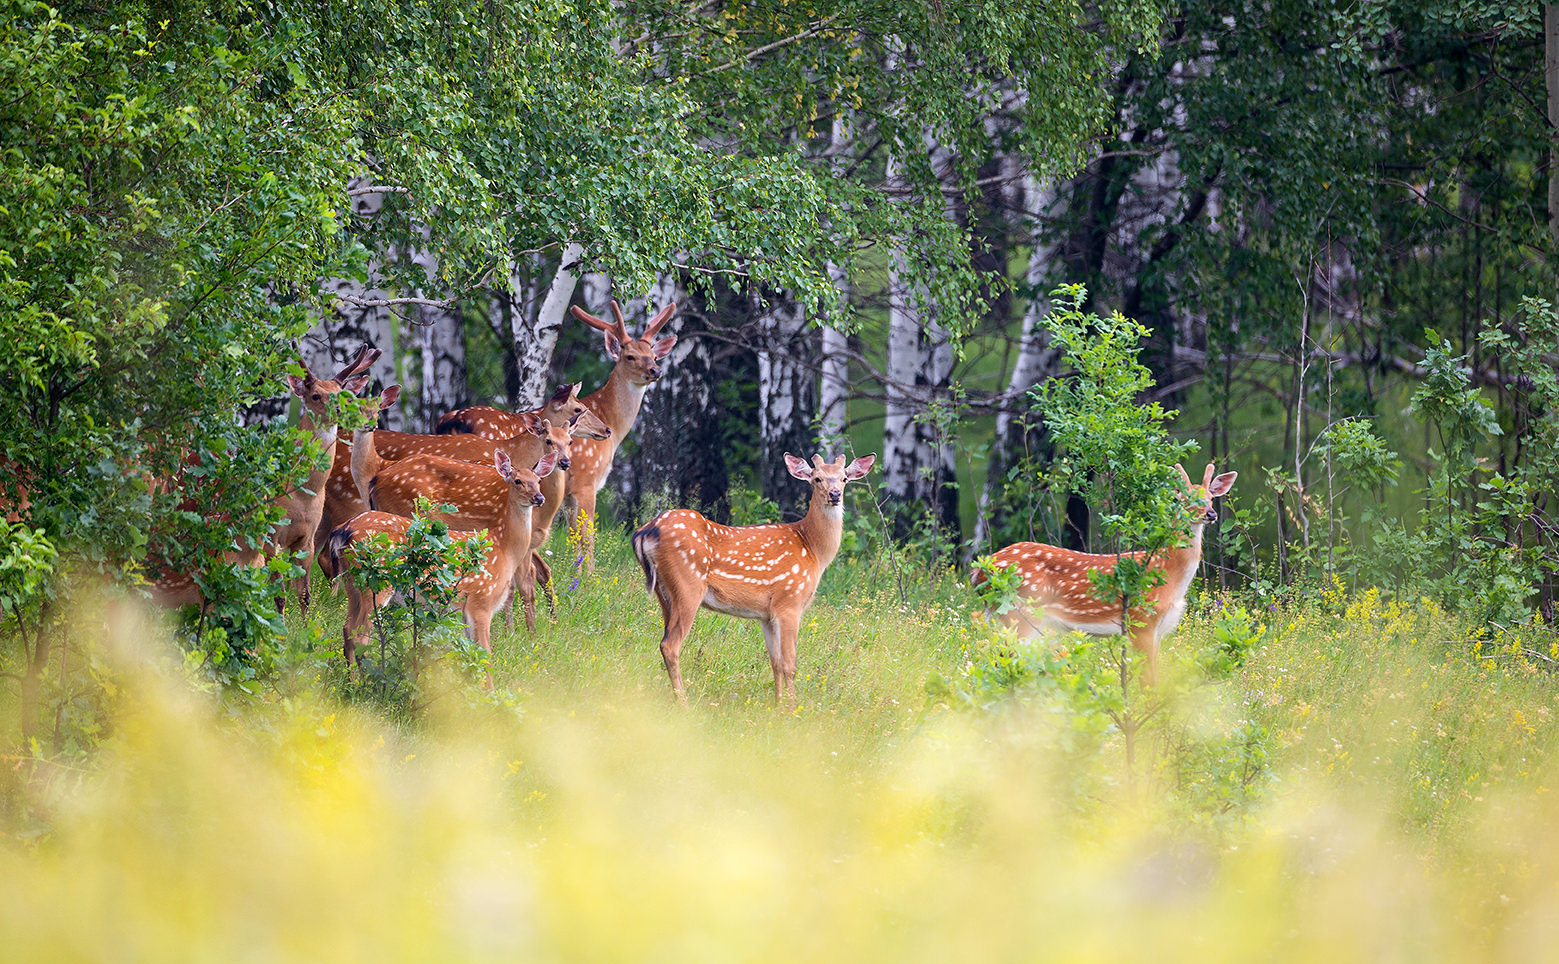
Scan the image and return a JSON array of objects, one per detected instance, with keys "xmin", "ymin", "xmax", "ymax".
[
  {"xmin": 344, "ymin": 500, "xmax": 490, "ymax": 711},
  {"xmin": 1029, "ymin": 283, "xmax": 1197, "ymax": 619}
]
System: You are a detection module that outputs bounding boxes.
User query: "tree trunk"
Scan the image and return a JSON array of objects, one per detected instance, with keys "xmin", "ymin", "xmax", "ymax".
[
  {"xmin": 754, "ymin": 288, "xmax": 817, "ymax": 515},
  {"xmin": 882, "ymin": 146, "xmax": 959, "ymax": 541},
  {"xmin": 818, "ymin": 113, "xmax": 855, "ymax": 456},
  {"xmin": 513, "ymin": 242, "xmax": 585, "ymax": 409},
  {"xmin": 974, "ymin": 173, "xmax": 1064, "ymax": 554},
  {"xmin": 1548, "ymin": 5, "xmax": 1559, "ymax": 270},
  {"xmin": 409, "ymin": 240, "xmax": 467, "ymax": 430},
  {"xmin": 616, "ymin": 276, "xmax": 742, "ymax": 522}
]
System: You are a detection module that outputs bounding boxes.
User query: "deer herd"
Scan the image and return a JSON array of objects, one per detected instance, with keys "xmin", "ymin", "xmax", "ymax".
[{"xmin": 141, "ymin": 297, "xmax": 1239, "ymax": 704}]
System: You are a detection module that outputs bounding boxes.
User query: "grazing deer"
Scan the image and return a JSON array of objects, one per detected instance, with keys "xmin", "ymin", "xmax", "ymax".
[
  {"xmin": 632, "ymin": 452, "xmax": 876, "ymax": 705},
  {"xmin": 541, "ymin": 300, "xmax": 678, "ymax": 571},
  {"xmin": 324, "ymin": 450, "xmax": 558, "ymax": 662},
  {"xmin": 365, "ymin": 421, "xmax": 577, "ymax": 630},
  {"xmin": 973, "ymin": 463, "xmax": 1237, "ymax": 685}
]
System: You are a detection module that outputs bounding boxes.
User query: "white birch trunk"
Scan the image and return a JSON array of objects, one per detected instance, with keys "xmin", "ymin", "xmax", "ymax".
[
  {"xmin": 882, "ymin": 144, "xmax": 956, "ymax": 534},
  {"xmin": 407, "ymin": 236, "xmax": 466, "ymax": 430},
  {"xmin": 754, "ymin": 289, "xmax": 816, "ymax": 507},
  {"xmin": 817, "ymin": 112, "xmax": 854, "ymax": 456},
  {"xmin": 513, "ymin": 242, "xmax": 585, "ymax": 408}
]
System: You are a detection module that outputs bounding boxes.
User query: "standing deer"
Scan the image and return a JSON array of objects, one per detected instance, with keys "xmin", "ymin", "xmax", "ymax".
[
  {"xmin": 365, "ymin": 421, "xmax": 578, "ymax": 631},
  {"xmin": 564, "ymin": 301, "xmax": 677, "ymax": 570},
  {"xmin": 324, "ymin": 450, "xmax": 558, "ymax": 662},
  {"xmin": 435, "ymin": 382, "xmax": 612, "ymax": 442},
  {"xmin": 972, "ymin": 463, "xmax": 1237, "ymax": 685},
  {"xmin": 633, "ymin": 452, "xmax": 876, "ymax": 705}
]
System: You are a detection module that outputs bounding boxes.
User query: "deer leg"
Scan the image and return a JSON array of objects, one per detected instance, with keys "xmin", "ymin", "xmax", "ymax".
[
  {"xmin": 1129, "ymin": 623, "xmax": 1160, "ymax": 688},
  {"xmin": 776, "ymin": 612, "xmax": 802, "ymax": 708},
  {"xmin": 760, "ymin": 618, "xmax": 785, "ymax": 704},
  {"xmin": 292, "ymin": 543, "xmax": 313, "ymax": 617},
  {"xmin": 655, "ymin": 580, "xmax": 701, "ymax": 705},
  {"xmin": 533, "ymin": 551, "xmax": 556, "ymax": 617}
]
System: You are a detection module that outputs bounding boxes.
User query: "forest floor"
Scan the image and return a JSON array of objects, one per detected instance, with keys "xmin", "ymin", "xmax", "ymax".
[{"xmin": 5, "ymin": 531, "xmax": 1559, "ymax": 960}]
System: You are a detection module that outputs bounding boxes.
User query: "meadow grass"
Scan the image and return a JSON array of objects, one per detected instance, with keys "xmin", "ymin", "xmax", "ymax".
[{"xmin": 5, "ymin": 532, "xmax": 1559, "ymax": 961}]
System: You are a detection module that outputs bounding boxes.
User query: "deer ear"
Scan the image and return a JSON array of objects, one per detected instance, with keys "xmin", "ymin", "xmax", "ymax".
[
  {"xmin": 1208, "ymin": 471, "xmax": 1237, "ymax": 497},
  {"xmin": 844, "ymin": 454, "xmax": 877, "ymax": 480},
  {"xmin": 533, "ymin": 453, "xmax": 558, "ymax": 478},
  {"xmin": 342, "ymin": 373, "xmax": 372, "ymax": 394},
  {"xmin": 380, "ymin": 385, "xmax": 400, "ymax": 409},
  {"xmin": 785, "ymin": 453, "xmax": 813, "ymax": 480},
  {"xmin": 651, "ymin": 335, "xmax": 677, "ymax": 359},
  {"xmin": 287, "ymin": 374, "xmax": 308, "ymax": 397},
  {"xmin": 547, "ymin": 384, "xmax": 572, "ymax": 408},
  {"xmin": 493, "ymin": 450, "xmax": 513, "ymax": 479},
  {"xmin": 1174, "ymin": 463, "xmax": 1192, "ymax": 487},
  {"xmin": 603, "ymin": 330, "xmax": 623, "ymax": 360},
  {"xmin": 520, "ymin": 411, "xmax": 545, "ymax": 437}
]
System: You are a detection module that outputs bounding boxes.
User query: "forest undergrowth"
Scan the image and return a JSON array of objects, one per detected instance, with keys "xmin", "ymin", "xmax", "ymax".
[{"xmin": 4, "ymin": 530, "xmax": 1559, "ymax": 961}]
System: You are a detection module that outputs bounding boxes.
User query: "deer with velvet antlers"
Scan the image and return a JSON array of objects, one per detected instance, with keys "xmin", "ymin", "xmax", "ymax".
[
  {"xmin": 973, "ymin": 463, "xmax": 1236, "ymax": 685},
  {"xmin": 633, "ymin": 452, "xmax": 876, "ymax": 705}
]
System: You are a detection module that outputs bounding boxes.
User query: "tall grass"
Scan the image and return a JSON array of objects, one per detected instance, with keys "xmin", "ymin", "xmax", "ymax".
[{"xmin": 5, "ymin": 534, "xmax": 1559, "ymax": 960}]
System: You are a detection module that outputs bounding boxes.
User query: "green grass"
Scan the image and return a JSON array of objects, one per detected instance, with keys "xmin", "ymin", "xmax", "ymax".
[{"xmin": 6, "ymin": 536, "xmax": 1559, "ymax": 961}]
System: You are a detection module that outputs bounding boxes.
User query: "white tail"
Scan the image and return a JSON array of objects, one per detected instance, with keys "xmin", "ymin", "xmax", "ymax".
[
  {"xmin": 327, "ymin": 450, "xmax": 559, "ymax": 663},
  {"xmin": 975, "ymin": 463, "xmax": 1237, "ymax": 685},
  {"xmin": 565, "ymin": 299, "xmax": 678, "ymax": 571},
  {"xmin": 633, "ymin": 452, "xmax": 875, "ymax": 704}
]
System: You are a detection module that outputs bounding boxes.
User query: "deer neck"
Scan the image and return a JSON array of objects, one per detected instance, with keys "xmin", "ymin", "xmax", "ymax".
[
  {"xmin": 795, "ymin": 490, "xmax": 845, "ymax": 569},
  {"xmin": 349, "ymin": 429, "xmax": 382, "ymax": 506},
  {"xmin": 582, "ymin": 364, "xmax": 648, "ymax": 447},
  {"xmin": 299, "ymin": 411, "xmax": 339, "ymax": 455},
  {"xmin": 1155, "ymin": 524, "xmax": 1206, "ymax": 602},
  {"xmin": 497, "ymin": 497, "xmax": 535, "ymax": 561}
]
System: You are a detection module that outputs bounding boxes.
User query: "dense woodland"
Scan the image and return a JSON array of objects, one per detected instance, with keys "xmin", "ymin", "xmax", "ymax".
[{"xmin": 9, "ymin": 2, "xmax": 1559, "ymax": 955}]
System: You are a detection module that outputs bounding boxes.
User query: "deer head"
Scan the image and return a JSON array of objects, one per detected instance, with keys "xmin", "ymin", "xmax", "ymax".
[
  {"xmin": 541, "ymin": 383, "xmax": 613, "ymax": 440},
  {"xmin": 784, "ymin": 453, "xmax": 877, "ymax": 507},
  {"xmin": 1174, "ymin": 463, "xmax": 1238, "ymax": 524},
  {"xmin": 570, "ymin": 300, "xmax": 677, "ymax": 387},
  {"xmin": 287, "ymin": 341, "xmax": 380, "ymax": 421},
  {"xmin": 494, "ymin": 450, "xmax": 559, "ymax": 508}
]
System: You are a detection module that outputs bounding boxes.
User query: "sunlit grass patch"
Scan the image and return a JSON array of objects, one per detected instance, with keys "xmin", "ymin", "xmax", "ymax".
[{"xmin": 7, "ymin": 566, "xmax": 1559, "ymax": 960}]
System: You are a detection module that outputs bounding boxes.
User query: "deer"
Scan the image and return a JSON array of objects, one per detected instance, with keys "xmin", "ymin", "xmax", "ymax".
[
  {"xmin": 632, "ymin": 452, "xmax": 876, "ymax": 705},
  {"xmin": 434, "ymin": 382, "xmax": 612, "ymax": 442},
  {"xmin": 971, "ymin": 463, "xmax": 1237, "ymax": 686},
  {"xmin": 264, "ymin": 341, "xmax": 381, "ymax": 614},
  {"xmin": 364, "ymin": 422, "xmax": 580, "ymax": 631},
  {"xmin": 563, "ymin": 300, "xmax": 678, "ymax": 571},
  {"xmin": 145, "ymin": 343, "xmax": 378, "ymax": 613},
  {"xmin": 323, "ymin": 450, "xmax": 558, "ymax": 663},
  {"xmin": 320, "ymin": 411, "xmax": 570, "ymax": 542},
  {"xmin": 434, "ymin": 383, "xmax": 614, "ymax": 574}
]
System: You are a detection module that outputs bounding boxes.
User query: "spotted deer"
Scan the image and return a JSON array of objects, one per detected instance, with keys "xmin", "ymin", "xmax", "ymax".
[
  {"xmin": 320, "ymin": 412, "xmax": 569, "ymax": 541},
  {"xmin": 365, "ymin": 421, "xmax": 579, "ymax": 630},
  {"xmin": 431, "ymin": 384, "xmax": 613, "ymax": 558},
  {"xmin": 632, "ymin": 452, "xmax": 876, "ymax": 705},
  {"xmin": 324, "ymin": 450, "xmax": 558, "ymax": 662},
  {"xmin": 148, "ymin": 343, "xmax": 378, "ymax": 612},
  {"xmin": 973, "ymin": 463, "xmax": 1237, "ymax": 685},
  {"xmin": 556, "ymin": 300, "xmax": 679, "ymax": 571}
]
